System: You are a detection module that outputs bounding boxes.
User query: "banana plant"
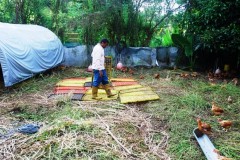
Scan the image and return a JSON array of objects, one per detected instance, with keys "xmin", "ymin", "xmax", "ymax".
[{"xmin": 171, "ymin": 34, "xmax": 200, "ymax": 69}]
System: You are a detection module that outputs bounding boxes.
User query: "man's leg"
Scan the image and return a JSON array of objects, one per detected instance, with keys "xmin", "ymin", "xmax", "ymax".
[
  {"xmin": 92, "ymin": 70, "xmax": 102, "ymax": 100},
  {"xmin": 102, "ymin": 70, "xmax": 117, "ymax": 98}
]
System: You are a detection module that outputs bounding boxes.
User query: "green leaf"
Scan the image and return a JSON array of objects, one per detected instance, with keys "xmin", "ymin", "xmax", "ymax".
[
  {"xmin": 171, "ymin": 34, "xmax": 193, "ymax": 58},
  {"xmin": 185, "ymin": 46, "xmax": 193, "ymax": 57},
  {"xmin": 171, "ymin": 34, "xmax": 191, "ymax": 49}
]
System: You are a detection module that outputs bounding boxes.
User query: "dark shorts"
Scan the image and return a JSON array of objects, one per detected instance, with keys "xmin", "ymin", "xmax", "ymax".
[{"xmin": 92, "ymin": 69, "xmax": 109, "ymax": 87}]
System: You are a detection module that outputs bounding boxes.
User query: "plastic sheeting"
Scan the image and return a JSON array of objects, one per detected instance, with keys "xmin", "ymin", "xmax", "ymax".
[
  {"xmin": 62, "ymin": 45, "xmax": 116, "ymax": 67},
  {"xmin": 119, "ymin": 47, "xmax": 156, "ymax": 67},
  {"xmin": 62, "ymin": 45, "xmax": 178, "ymax": 68},
  {"xmin": 168, "ymin": 47, "xmax": 178, "ymax": 67},
  {"xmin": 62, "ymin": 45, "xmax": 157, "ymax": 67},
  {"xmin": 0, "ymin": 23, "xmax": 64, "ymax": 87},
  {"xmin": 156, "ymin": 46, "xmax": 179, "ymax": 68},
  {"xmin": 61, "ymin": 45, "xmax": 92, "ymax": 67}
]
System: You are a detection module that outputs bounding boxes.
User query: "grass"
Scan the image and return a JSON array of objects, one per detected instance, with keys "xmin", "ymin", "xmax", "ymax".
[
  {"xmin": 133, "ymin": 68, "xmax": 240, "ymax": 159},
  {"xmin": 166, "ymin": 74, "xmax": 239, "ymax": 159},
  {"xmin": 0, "ymin": 67, "xmax": 239, "ymax": 159}
]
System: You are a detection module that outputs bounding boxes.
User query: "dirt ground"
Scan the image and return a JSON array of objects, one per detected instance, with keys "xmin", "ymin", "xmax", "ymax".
[
  {"xmin": 0, "ymin": 67, "xmax": 239, "ymax": 160},
  {"xmin": 0, "ymin": 67, "xmax": 174, "ymax": 159}
]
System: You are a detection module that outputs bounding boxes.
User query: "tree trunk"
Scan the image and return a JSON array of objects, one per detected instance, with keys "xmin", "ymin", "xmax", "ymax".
[
  {"xmin": 52, "ymin": 0, "xmax": 60, "ymax": 35},
  {"xmin": 143, "ymin": 29, "xmax": 154, "ymax": 47},
  {"xmin": 15, "ymin": 0, "xmax": 25, "ymax": 24}
]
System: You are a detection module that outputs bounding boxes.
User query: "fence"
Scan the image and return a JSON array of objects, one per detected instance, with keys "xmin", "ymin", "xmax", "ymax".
[{"xmin": 61, "ymin": 45, "xmax": 178, "ymax": 68}]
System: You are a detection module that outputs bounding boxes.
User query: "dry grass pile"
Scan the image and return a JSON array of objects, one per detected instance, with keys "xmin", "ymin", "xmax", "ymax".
[
  {"xmin": 0, "ymin": 67, "xmax": 239, "ymax": 160},
  {"xmin": 0, "ymin": 101, "xmax": 170, "ymax": 159}
]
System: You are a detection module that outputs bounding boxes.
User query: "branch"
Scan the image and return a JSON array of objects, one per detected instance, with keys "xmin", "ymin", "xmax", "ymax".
[
  {"xmin": 95, "ymin": 113, "xmax": 132, "ymax": 155},
  {"xmin": 152, "ymin": 4, "xmax": 187, "ymax": 31},
  {"xmin": 135, "ymin": 0, "xmax": 148, "ymax": 12}
]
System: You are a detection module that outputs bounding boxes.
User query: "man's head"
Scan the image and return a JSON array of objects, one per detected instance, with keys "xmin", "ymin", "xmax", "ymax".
[{"xmin": 100, "ymin": 39, "xmax": 109, "ymax": 48}]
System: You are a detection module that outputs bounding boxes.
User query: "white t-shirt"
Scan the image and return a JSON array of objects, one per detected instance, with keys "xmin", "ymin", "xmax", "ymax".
[{"xmin": 91, "ymin": 43, "xmax": 105, "ymax": 70}]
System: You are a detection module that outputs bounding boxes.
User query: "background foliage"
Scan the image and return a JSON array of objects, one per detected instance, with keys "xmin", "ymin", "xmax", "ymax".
[
  {"xmin": 0, "ymin": 0, "xmax": 240, "ymax": 69},
  {"xmin": 0, "ymin": 0, "xmax": 183, "ymax": 46}
]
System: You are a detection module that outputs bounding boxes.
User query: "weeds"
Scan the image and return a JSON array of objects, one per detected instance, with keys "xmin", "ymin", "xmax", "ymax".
[{"xmin": 0, "ymin": 67, "xmax": 239, "ymax": 159}]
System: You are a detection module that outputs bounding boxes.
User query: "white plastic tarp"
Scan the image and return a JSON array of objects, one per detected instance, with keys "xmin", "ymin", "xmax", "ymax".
[{"xmin": 0, "ymin": 23, "xmax": 64, "ymax": 87}]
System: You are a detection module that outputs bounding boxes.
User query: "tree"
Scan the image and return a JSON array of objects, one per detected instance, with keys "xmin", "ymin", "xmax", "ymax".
[
  {"xmin": 183, "ymin": 0, "xmax": 240, "ymax": 53},
  {"xmin": 139, "ymin": 0, "xmax": 185, "ymax": 46},
  {"xmin": 0, "ymin": 0, "xmax": 187, "ymax": 48},
  {"xmin": 180, "ymin": 0, "xmax": 240, "ymax": 69},
  {"xmin": 0, "ymin": 0, "xmax": 15, "ymax": 23}
]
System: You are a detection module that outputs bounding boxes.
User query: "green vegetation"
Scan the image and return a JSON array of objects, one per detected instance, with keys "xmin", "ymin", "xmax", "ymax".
[
  {"xmin": 171, "ymin": 34, "xmax": 200, "ymax": 69},
  {"xmin": 1, "ymin": 0, "xmax": 239, "ymax": 66},
  {"xmin": 144, "ymin": 71, "xmax": 240, "ymax": 160},
  {"xmin": 1, "ymin": 67, "xmax": 239, "ymax": 159},
  {"xmin": 0, "ymin": 0, "xmax": 240, "ymax": 159},
  {"xmin": 162, "ymin": 29, "xmax": 174, "ymax": 47},
  {"xmin": 1, "ymin": 0, "xmax": 181, "ymax": 46}
]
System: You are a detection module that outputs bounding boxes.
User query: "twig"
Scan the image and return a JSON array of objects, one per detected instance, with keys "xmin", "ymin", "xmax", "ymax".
[
  {"xmin": 48, "ymin": 144, "xmax": 51, "ymax": 159},
  {"xmin": 31, "ymin": 149, "xmax": 41, "ymax": 159},
  {"xmin": 34, "ymin": 149, "xmax": 45, "ymax": 159},
  {"xmin": 95, "ymin": 113, "xmax": 132, "ymax": 155}
]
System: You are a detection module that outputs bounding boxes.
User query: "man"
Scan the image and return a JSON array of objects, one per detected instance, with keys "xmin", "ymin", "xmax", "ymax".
[{"xmin": 91, "ymin": 39, "xmax": 116, "ymax": 100}]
